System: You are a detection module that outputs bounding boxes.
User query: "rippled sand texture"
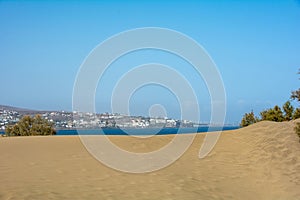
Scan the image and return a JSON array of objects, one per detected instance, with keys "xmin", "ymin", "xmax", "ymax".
[{"xmin": 1, "ymin": 120, "xmax": 300, "ymax": 200}]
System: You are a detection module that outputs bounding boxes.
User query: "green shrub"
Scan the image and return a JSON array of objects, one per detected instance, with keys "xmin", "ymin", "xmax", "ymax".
[
  {"xmin": 5, "ymin": 115, "xmax": 56, "ymax": 136},
  {"xmin": 293, "ymin": 108, "xmax": 300, "ymax": 120},
  {"xmin": 283, "ymin": 101, "xmax": 294, "ymax": 121},
  {"xmin": 260, "ymin": 105, "xmax": 284, "ymax": 122},
  {"xmin": 240, "ymin": 111, "xmax": 259, "ymax": 127},
  {"xmin": 291, "ymin": 89, "xmax": 300, "ymax": 102}
]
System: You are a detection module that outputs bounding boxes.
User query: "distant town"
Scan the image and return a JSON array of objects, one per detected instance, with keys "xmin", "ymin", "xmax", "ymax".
[{"xmin": 0, "ymin": 105, "xmax": 204, "ymax": 131}]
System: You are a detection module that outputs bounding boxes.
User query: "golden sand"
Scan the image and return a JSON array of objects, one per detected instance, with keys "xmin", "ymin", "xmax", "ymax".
[{"xmin": 1, "ymin": 121, "xmax": 300, "ymax": 200}]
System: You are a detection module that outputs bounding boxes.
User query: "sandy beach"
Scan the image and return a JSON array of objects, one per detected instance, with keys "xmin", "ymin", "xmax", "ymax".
[{"xmin": 1, "ymin": 121, "xmax": 300, "ymax": 200}]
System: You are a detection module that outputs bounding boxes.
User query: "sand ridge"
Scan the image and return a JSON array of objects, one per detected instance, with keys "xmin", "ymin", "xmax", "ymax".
[{"xmin": 0, "ymin": 121, "xmax": 300, "ymax": 200}]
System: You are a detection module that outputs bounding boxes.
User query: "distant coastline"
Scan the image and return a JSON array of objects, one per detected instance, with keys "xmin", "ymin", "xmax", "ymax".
[{"xmin": 0, "ymin": 105, "xmax": 238, "ymax": 133}]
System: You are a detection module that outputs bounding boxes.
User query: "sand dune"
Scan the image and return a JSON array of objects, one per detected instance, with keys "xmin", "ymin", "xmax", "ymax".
[{"xmin": 1, "ymin": 121, "xmax": 300, "ymax": 200}]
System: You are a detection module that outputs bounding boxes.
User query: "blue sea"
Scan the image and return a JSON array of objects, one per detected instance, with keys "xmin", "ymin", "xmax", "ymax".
[
  {"xmin": 57, "ymin": 126, "xmax": 240, "ymax": 135},
  {"xmin": 0, "ymin": 126, "xmax": 240, "ymax": 136}
]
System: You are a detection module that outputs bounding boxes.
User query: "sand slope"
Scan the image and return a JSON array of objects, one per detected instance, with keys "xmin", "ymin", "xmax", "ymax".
[{"xmin": 0, "ymin": 121, "xmax": 300, "ymax": 200}]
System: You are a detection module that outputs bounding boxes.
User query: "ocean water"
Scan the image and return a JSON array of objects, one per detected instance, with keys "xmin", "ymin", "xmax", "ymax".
[
  {"xmin": 55, "ymin": 126, "xmax": 240, "ymax": 135},
  {"xmin": 0, "ymin": 126, "xmax": 240, "ymax": 136}
]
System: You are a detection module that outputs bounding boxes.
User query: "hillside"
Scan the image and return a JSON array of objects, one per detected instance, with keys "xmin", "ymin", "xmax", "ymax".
[{"xmin": 0, "ymin": 104, "xmax": 51, "ymax": 115}]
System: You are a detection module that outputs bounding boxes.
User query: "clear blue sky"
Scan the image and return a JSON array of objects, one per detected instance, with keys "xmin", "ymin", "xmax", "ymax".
[{"xmin": 0, "ymin": 0, "xmax": 299, "ymax": 124}]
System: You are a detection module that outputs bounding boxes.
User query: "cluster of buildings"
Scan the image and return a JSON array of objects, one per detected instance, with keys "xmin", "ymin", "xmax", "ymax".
[
  {"xmin": 67, "ymin": 112, "xmax": 196, "ymax": 129},
  {"xmin": 0, "ymin": 110, "xmax": 21, "ymax": 130},
  {"xmin": 0, "ymin": 107, "xmax": 197, "ymax": 131}
]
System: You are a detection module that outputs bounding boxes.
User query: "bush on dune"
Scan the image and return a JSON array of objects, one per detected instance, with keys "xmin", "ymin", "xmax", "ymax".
[
  {"xmin": 240, "ymin": 111, "xmax": 259, "ymax": 127},
  {"xmin": 293, "ymin": 108, "xmax": 300, "ymax": 120},
  {"xmin": 260, "ymin": 105, "xmax": 284, "ymax": 122},
  {"xmin": 5, "ymin": 115, "xmax": 56, "ymax": 136},
  {"xmin": 283, "ymin": 101, "xmax": 294, "ymax": 121},
  {"xmin": 240, "ymin": 69, "xmax": 300, "ymax": 142}
]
